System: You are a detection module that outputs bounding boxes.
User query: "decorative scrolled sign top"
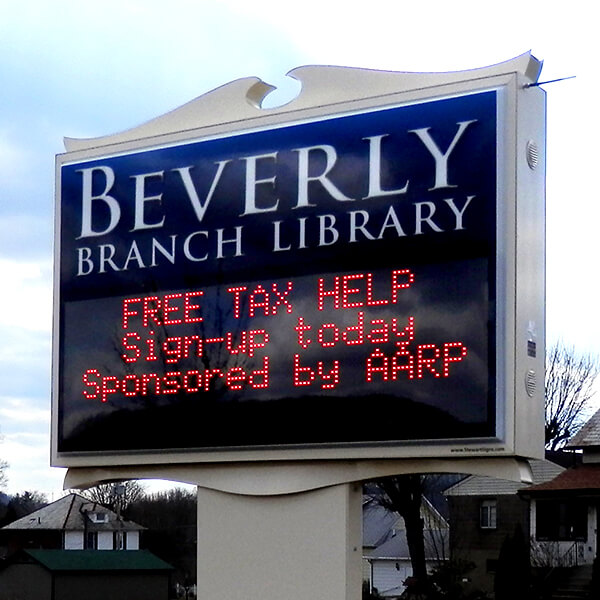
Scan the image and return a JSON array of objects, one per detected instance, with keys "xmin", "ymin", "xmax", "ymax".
[{"xmin": 64, "ymin": 52, "xmax": 542, "ymax": 151}]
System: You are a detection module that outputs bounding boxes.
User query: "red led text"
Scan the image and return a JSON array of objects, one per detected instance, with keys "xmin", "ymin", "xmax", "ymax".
[
  {"xmin": 317, "ymin": 269, "xmax": 414, "ymax": 310},
  {"xmin": 82, "ymin": 357, "xmax": 270, "ymax": 403},
  {"xmin": 121, "ymin": 329, "xmax": 269, "ymax": 364},
  {"xmin": 365, "ymin": 341, "xmax": 468, "ymax": 381},
  {"xmin": 81, "ymin": 266, "xmax": 471, "ymax": 403},
  {"xmin": 228, "ymin": 281, "xmax": 294, "ymax": 318},
  {"xmin": 122, "ymin": 291, "xmax": 204, "ymax": 329}
]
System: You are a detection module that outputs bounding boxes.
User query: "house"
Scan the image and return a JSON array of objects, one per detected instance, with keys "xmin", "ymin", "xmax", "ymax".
[
  {"xmin": 0, "ymin": 493, "xmax": 175, "ymax": 600},
  {"xmin": 363, "ymin": 493, "xmax": 449, "ymax": 598},
  {"xmin": 0, "ymin": 492, "xmax": 144, "ymax": 558},
  {"xmin": 444, "ymin": 459, "xmax": 563, "ymax": 595},
  {"xmin": 520, "ymin": 408, "xmax": 600, "ymax": 569},
  {"xmin": 0, "ymin": 548, "xmax": 173, "ymax": 600}
]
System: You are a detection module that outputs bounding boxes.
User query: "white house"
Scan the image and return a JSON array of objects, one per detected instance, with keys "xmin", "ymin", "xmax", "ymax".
[
  {"xmin": 0, "ymin": 493, "xmax": 144, "ymax": 556},
  {"xmin": 362, "ymin": 494, "xmax": 448, "ymax": 598},
  {"xmin": 522, "ymin": 410, "xmax": 600, "ymax": 569}
]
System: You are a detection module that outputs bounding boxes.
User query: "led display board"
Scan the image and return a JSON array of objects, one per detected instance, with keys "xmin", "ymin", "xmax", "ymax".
[{"xmin": 52, "ymin": 61, "xmax": 546, "ymax": 467}]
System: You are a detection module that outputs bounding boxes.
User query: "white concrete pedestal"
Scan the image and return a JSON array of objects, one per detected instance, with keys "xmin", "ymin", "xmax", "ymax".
[{"xmin": 196, "ymin": 483, "xmax": 362, "ymax": 600}]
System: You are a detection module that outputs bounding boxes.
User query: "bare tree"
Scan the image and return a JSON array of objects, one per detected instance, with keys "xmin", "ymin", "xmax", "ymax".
[
  {"xmin": 79, "ymin": 480, "xmax": 146, "ymax": 514},
  {"xmin": 374, "ymin": 475, "xmax": 430, "ymax": 592},
  {"xmin": 0, "ymin": 429, "xmax": 8, "ymax": 490},
  {"xmin": 545, "ymin": 342, "xmax": 600, "ymax": 450},
  {"xmin": 0, "ymin": 459, "xmax": 7, "ymax": 490},
  {"xmin": 372, "ymin": 474, "xmax": 459, "ymax": 597},
  {"xmin": 126, "ymin": 487, "xmax": 197, "ymax": 589}
]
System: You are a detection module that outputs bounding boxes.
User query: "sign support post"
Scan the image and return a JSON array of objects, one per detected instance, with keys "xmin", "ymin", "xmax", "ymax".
[{"xmin": 196, "ymin": 483, "xmax": 362, "ymax": 600}]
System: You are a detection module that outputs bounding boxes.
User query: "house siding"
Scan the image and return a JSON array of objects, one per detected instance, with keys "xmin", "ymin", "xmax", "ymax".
[
  {"xmin": 367, "ymin": 558, "xmax": 441, "ymax": 597},
  {"xmin": 371, "ymin": 559, "xmax": 411, "ymax": 595},
  {"xmin": 448, "ymin": 494, "xmax": 529, "ymax": 594},
  {"xmin": 529, "ymin": 498, "xmax": 598, "ymax": 566},
  {"xmin": 97, "ymin": 531, "xmax": 113, "ymax": 550},
  {"xmin": 362, "ymin": 558, "xmax": 371, "ymax": 582},
  {"xmin": 64, "ymin": 531, "xmax": 83, "ymax": 550},
  {"xmin": 128, "ymin": 530, "xmax": 140, "ymax": 549},
  {"xmin": 587, "ymin": 504, "xmax": 597, "ymax": 562}
]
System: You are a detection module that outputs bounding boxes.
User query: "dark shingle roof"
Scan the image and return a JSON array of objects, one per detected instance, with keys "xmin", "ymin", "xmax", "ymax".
[
  {"xmin": 568, "ymin": 408, "xmax": 600, "ymax": 448},
  {"xmin": 370, "ymin": 530, "xmax": 410, "ymax": 559},
  {"xmin": 368, "ymin": 528, "xmax": 446, "ymax": 561},
  {"xmin": 363, "ymin": 499, "xmax": 399, "ymax": 548},
  {"xmin": 520, "ymin": 463, "xmax": 600, "ymax": 496},
  {"xmin": 1, "ymin": 493, "xmax": 144, "ymax": 532},
  {"xmin": 444, "ymin": 460, "xmax": 563, "ymax": 497},
  {"xmin": 17, "ymin": 549, "xmax": 173, "ymax": 572}
]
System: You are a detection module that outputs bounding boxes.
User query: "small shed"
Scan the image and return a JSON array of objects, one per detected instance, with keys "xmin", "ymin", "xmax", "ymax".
[{"xmin": 0, "ymin": 548, "xmax": 173, "ymax": 600}]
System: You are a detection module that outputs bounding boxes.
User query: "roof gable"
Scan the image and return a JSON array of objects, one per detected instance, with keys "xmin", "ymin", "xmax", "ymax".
[
  {"xmin": 363, "ymin": 500, "xmax": 399, "ymax": 548},
  {"xmin": 568, "ymin": 408, "xmax": 600, "ymax": 448},
  {"xmin": 1, "ymin": 493, "xmax": 144, "ymax": 532},
  {"xmin": 363, "ymin": 494, "xmax": 448, "ymax": 561}
]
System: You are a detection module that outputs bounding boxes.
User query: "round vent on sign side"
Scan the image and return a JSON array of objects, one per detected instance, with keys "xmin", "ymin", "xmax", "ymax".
[
  {"xmin": 525, "ymin": 370, "xmax": 536, "ymax": 397},
  {"xmin": 526, "ymin": 140, "xmax": 540, "ymax": 170}
]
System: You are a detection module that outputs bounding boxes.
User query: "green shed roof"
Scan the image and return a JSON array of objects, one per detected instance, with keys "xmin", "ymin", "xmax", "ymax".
[{"xmin": 22, "ymin": 549, "xmax": 173, "ymax": 572}]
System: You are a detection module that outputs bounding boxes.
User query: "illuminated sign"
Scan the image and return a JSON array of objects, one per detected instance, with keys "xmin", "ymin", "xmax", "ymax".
[{"xmin": 53, "ymin": 66, "xmax": 546, "ymax": 465}]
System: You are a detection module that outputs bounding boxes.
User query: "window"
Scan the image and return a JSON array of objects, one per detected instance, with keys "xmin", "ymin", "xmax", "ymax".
[
  {"xmin": 113, "ymin": 531, "xmax": 127, "ymax": 550},
  {"xmin": 536, "ymin": 499, "xmax": 587, "ymax": 541},
  {"xmin": 85, "ymin": 531, "xmax": 98, "ymax": 549},
  {"xmin": 89, "ymin": 511, "xmax": 107, "ymax": 523},
  {"xmin": 480, "ymin": 499, "xmax": 497, "ymax": 529},
  {"xmin": 84, "ymin": 510, "xmax": 108, "ymax": 524}
]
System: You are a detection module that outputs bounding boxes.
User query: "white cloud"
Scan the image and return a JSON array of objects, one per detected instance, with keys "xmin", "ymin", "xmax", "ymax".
[
  {"xmin": 1, "ymin": 430, "xmax": 65, "ymax": 496},
  {"xmin": 0, "ymin": 258, "xmax": 52, "ymax": 333},
  {"xmin": 0, "ymin": 133, "xmax": 25, "ymax": 174},
  {"xmin": 222, "ymin": 1, "xmax": 564, "ymax": 72},
  {"xmin": 0, "ymin": 396, "xmax": 49, "ymax": 426}
]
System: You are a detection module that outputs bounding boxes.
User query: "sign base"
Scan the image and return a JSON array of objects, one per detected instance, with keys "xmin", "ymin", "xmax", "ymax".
[{"xmin": 196, "ymin": 483, "xmax": 362, "ymax": 600}]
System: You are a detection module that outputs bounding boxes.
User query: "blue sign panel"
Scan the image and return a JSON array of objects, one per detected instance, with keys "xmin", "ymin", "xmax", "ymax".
[{"xmin": 57, "ymin": 90, "xmax": 498, "ymax": 454}]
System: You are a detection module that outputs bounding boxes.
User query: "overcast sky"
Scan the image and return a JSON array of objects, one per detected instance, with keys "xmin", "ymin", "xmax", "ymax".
[{"xmin": 0, "ymin": 1, "xmax": 596, "ymax": 496}]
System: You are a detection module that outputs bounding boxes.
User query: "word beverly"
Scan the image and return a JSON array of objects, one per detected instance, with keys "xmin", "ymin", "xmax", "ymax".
[{"xmin": 73, "ymin": 119, "xmax": 478, "ymax": 277}]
